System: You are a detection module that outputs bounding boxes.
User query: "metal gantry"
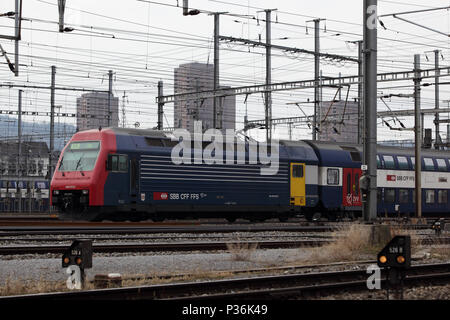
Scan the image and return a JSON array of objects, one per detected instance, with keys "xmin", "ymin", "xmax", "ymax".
[{"xmin": 156, "ymin": 66, "xmax": 450, "ymax": 104}]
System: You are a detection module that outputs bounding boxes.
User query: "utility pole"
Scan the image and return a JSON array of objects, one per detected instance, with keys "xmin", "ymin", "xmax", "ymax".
[
  {"xmin": 213, "ymin": 13, "xmax": 220, "ymax": 130},
  {"xmin": 17, "ymin": 89, "xmax": 22, "ymax": 213},
  {"xmin": 14, "ymin": 0, "xmax": 20, "ymax": 76},
  {"xmin": 49, "ymin": 66, "xmax": 56, "ymax": 183},
  {"xmin": 358, "ymin": 40, "xmax": 364, "ymax": 145},
  {"xmin": 108, "ymin": 70, "xmax": 113, "ymax": 127},
  {"xmin": 58, "ymin": 0, "xmax": 66, "ymax": 32},
  {"xmin": 363, "ymin": 0, "xmax": 377, "ymax": 222},
  {"xmin": 265, "ymin": 9, "xmax": 274, "ymax": 143},
  {"xmin": 18, "ymin": 89, "xmax": 22, "ymax": 175},
  {"xmin": 121, "ymin": 91, "xmax": 127, "ymax": 128},
  {"xmin": 313, "ymin": 19, "xmax": 321, "ymax": 141},
  {"xmin": 414, "ymin": 54, "xmax": 422, "ymax": 218},
  {"xmin": 434, "ymin": 49, "xmax": 440, "ymax": 149},
  {"xmin": 157, "ymin": 81, "xmax": 164, "ymax": 130}
]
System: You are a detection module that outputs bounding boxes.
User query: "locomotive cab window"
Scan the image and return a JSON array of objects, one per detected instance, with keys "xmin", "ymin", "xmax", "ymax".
[
  {"xmin": 59, "ymin": 141, "xmax": 100, "ymax": 172},
  {"xmin": 292, "ymin": 165, "xmax": 304, "ymax": 178},
  {"xmin": 107, "ymin": 154, "xmax": 128, "ymax": 172}
]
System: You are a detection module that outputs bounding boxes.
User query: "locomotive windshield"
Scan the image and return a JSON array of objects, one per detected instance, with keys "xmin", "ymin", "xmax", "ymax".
[{"xmin": 59, "ymin": 141, "xmax": 100, "ymax": 172}]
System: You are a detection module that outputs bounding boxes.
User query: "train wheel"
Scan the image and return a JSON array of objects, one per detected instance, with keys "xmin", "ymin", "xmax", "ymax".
[
  {"xmin": 249, "ymin": 218, "xmax": 267, "ymax": 223},
  {"xmin": 129, "ymin": 216, "xmax": 142, "ymax": 222},
  {"xmin": 327, "ymin": 212, "xmax": 337, "ymax": 222},
  {"xmin": 151, "ymin": 215, "xmax": 164, "ymax": 222}
]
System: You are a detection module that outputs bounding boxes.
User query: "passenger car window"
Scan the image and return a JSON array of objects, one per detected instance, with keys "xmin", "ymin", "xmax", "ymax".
[
  {"xmin": 397, "ymin": 156, "xmax": 409, "ymax": 170},
  {"xmin": 383, "ymin": 156, "xmax": 395, "ymax": 169},
  {"xmin": 425, "ymin": 190, "xmax": 435, "ymax": 204},
  {"xmin": 438, "ymin": 190, "xmax": 448, "ymax": 204},
  {"xmin": 436, "ymin": 159, "xmax": 447, "ymax": 171},
  {"xmin": 424, "ymin": 158, "xmax": 435, "ymax": 170},
  {"xmin": 327, "ymin": 169, "xmax": 339, "ymax": 185},
  {"xmin": 399, "ymin": 189, "xmax": 409, "ymax": 203},
  {"xmin": 384, "ymin": 189, "xmax": 395, "ymax": 203}
]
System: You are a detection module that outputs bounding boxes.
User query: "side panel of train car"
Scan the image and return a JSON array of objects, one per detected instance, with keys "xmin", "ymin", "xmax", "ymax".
[
  {"xmin": 306, "ymin": 142, "xmax": 450, "ymax": 218},
  {"xmin": 305, "ymin": 141, "xmax": 362, "ymax": 218},
  {"xmin": 376, "ymin": 149, "xmax": 450, "ymax": 216}
]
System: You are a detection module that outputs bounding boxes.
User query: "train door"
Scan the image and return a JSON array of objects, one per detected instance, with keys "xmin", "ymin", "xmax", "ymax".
[
  {"xmin": 290, "ymin": 163, "xmax": 306, "ymax": 206},
  {"xmin": 129, "ymin": 156, "xmax": 139, "ymax": 200},
  {"xmin": 342, "ymin": 168, "xmax": 362, "ymax": 207}
]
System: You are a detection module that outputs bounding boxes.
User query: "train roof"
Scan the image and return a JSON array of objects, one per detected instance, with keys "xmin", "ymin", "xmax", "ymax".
[
  {"xmin": 304, "ymin": 140, "xmax": 362, "ymax": 167},
  {"xmin": 279, "ymin": 140, "xmax": 319, "ymax": 163},
  {"xmin": 107, "ymin": 127, "xmax": 168, "ymax": 138},
  {"xmin": 377, "ymin": 145, "xmax": 450, "ymax": 158},
  {"xmin": 305, "ymin": 140, "xmax": 450, "ymax": 167}
]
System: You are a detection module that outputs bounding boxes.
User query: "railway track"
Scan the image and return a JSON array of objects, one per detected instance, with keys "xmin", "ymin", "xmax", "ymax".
[
  {"xmin": 0, "ymin": 224, "xmax": 338, "ymax": 236},
  {"xmin": 1, "ymin": 236, "xmax": 449, "ymax": 255},
  {"xmin": 1, "ymin": 262, "xmax": 449, "ymax": 300},
  {"xmin": 0, "ymin": 239, "xmax": 330, "ymax": 255},
  {"xmin": 0, "ymin": 219, "xmax": 437, "ymax": 236},
  {"xmin": 0, "ymin": 233, "xmax": 332, "ymax": 243}
]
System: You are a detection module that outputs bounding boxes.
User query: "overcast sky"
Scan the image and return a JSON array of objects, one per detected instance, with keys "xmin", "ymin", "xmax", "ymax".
[{"xmin": 1, "ymin": 0, "xmax": 450, "ymax": 143}]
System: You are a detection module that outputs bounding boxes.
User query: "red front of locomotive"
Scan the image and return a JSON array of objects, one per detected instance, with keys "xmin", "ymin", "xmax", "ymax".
[{"xmin": 50, "ymin": 129, "xmax": 116, "ymax": 219}]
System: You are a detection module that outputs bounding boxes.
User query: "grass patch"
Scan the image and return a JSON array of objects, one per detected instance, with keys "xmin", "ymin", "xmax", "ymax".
[
  {"xmin": 226, "ymin": 241, "xmax": 259, "ymax": 261},
  {"xmin": 308, "ymin": 224, "xmax": 382, "ymax": 264},
  {"xmin": 0, "ymin": 276, "xmax": 76, "ymax": 296}
]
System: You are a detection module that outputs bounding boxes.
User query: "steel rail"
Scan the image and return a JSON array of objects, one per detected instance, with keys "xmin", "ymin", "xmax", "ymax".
[
  {"xmin": 0, "ymin": 225, "xmax": 337, "ymax": 236},
  {"xmin": 1, "ymin": 263, "xmax": 449, "ymax": 301},
  {"xmin": 0, "ymin": 239, "xmax": 330, "ymax": 255}
]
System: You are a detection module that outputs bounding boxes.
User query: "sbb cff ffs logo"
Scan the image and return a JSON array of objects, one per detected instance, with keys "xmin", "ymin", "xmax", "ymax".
[{"xmin": 153, "ymin": 192, "xmax": 168, "ymax": 200}]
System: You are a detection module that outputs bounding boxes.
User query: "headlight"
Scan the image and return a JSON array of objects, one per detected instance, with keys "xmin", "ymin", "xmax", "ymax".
[
  {"xmin": 53, "ymin": 190, "xmax": 59, "ymax": 195},
  {"xmin": 82, "ymin": 190, "xmax": 89, "ymax": 195}
]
